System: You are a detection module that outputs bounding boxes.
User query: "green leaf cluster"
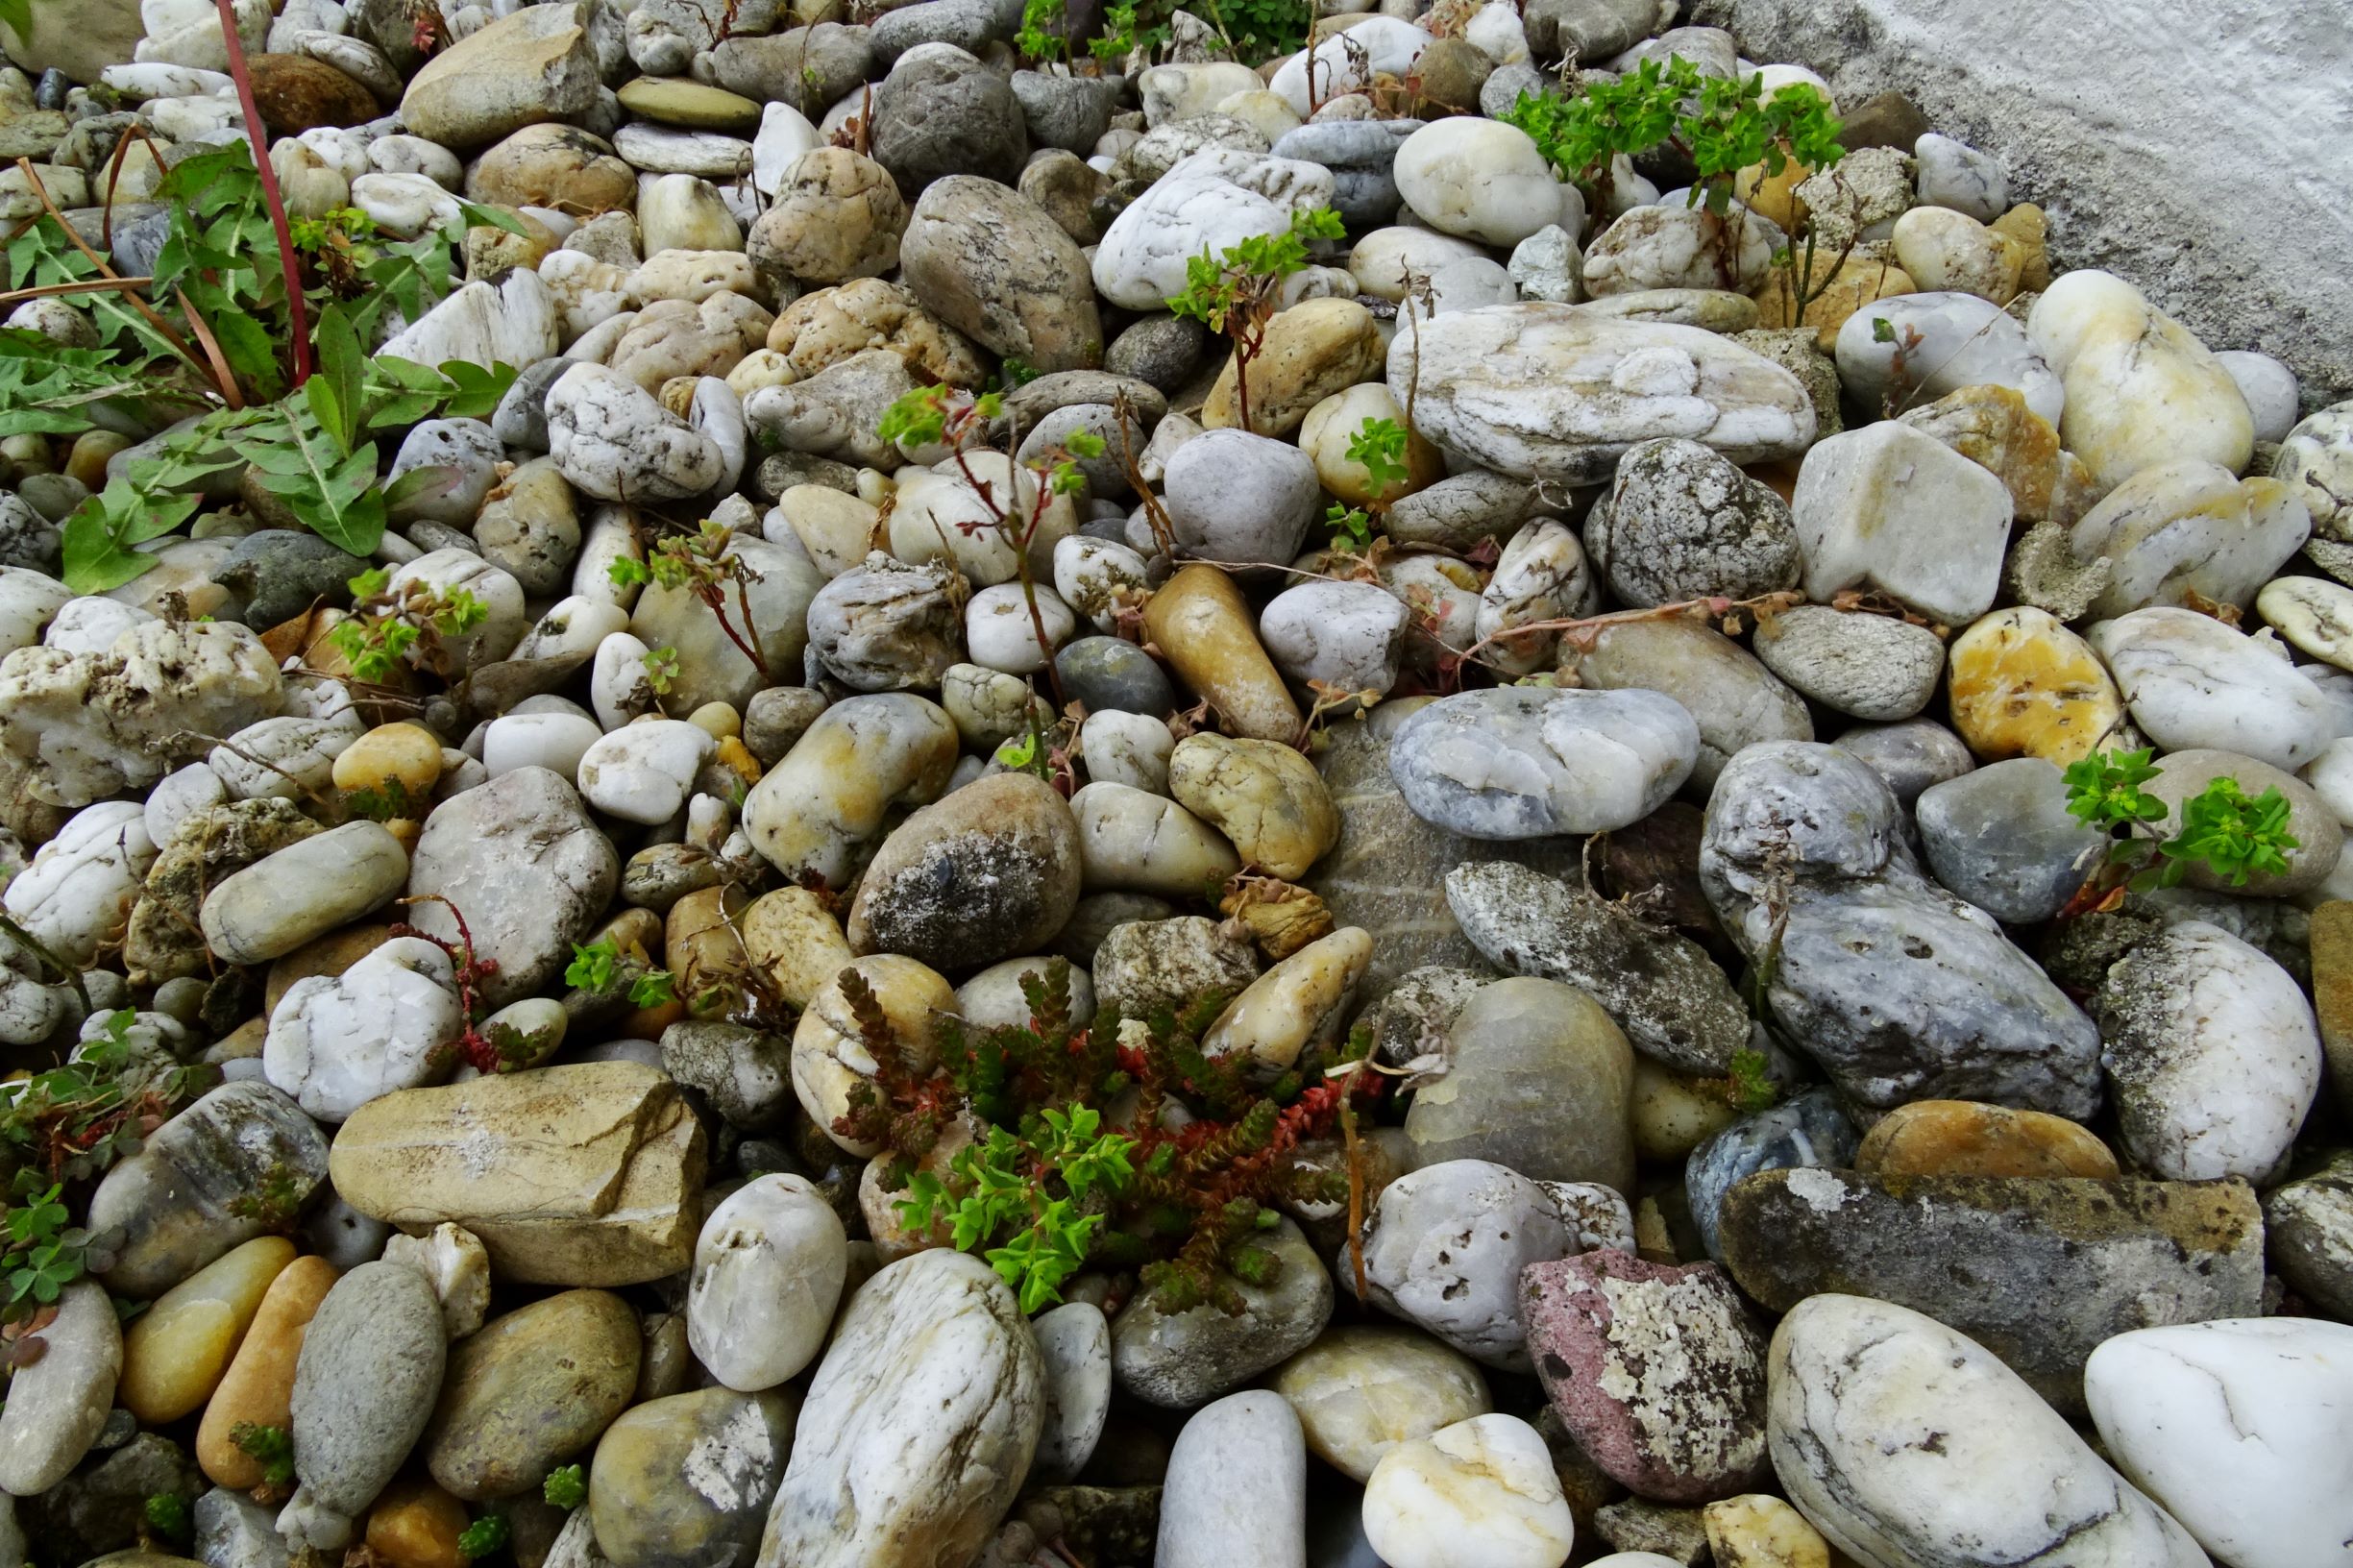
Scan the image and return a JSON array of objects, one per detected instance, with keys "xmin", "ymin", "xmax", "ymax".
[
  {"xmin": 2064, "ymin": 747, "xmax": 2302, "ymax": 892},
  {"xmin": 1501, "ymin": 56, "xmax": 1843, "ymax": 214},
  {"xmin": 900, "ymin": 1108, "xmax": 1140, "ymax": 1313},
  {"xmin": 457, "ymin": 1512, "xmax": 509, "ymax": 1561},
  {"xmin": 328, "ymin": 569, "xmax": 492, "ymax": 683},
  {"xmin": 1165, "ymin": 208, "xmax": 1347, "ymax": 331},
  {"xmin": 229, "ymin": 1422, "xmax": 296, "ymax": 1489},
  {"xmin": 565, "ymin": 941, "xmax": 677, "ymax": 1010},
  {"xmin": 59, "ymin": 341, "xmax": 515, "ymax": 594},
  {"xmin": 1016, "ymin": 0, "xmax": 1070, "ymax": 61},
  {"xmin": 543, "ymin": 1465, "xmax": 587, "ymax": 1510}
]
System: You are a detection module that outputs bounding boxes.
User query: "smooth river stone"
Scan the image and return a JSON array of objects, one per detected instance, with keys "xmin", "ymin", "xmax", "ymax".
[
  {"xmin": 425, "ymin": 1289, "xmax": 641, "ymax": 1500},
  {"xmin": 2027, "ymin": 268, "xmax": 2254, "ymax": 491},
  {"xmin": 198, "ymin": 1255, "xmax": 340, "ymax": 1489},
  {"xmin": 1388, "ymin": 686, "xmax": 1699, "ymax": 839},
  {"xmin": 1387, "ymin": 302, "xmax": 1815, "ymax": 483},
  {"xmin": 0, "ymin": 1280, "xmax": 121, "ymax": 1495},
  {"xmin": 1767, "ymin": 1295, "xmax": 2207, "ymax": 1568},
  {"xmin": 199, "ymin": 821, "xmax": 409, "ymax": 964},
  {"xmin": 754, "ymin": 1250, "xmax": 1042, "ymax": 1568},
  {"xmin": 686, "ymin": 1173, "xmax": 848, "ymax": 1393},
  {"xmin": 1722, "ymin": 1168, "xmax": 2263, "ymax": 1415},
  {"xmin": 2085, "ymin": 1317, "xmax": 2353, "ymax": 1568},
  {"xmin": 1272, "ymin": 1325, "xmax": 1491, "ymax": 1484},
  {"xmin": 280, "ymin": 1262, "xmax": 449, "ymax": 1554},
  {"xmin": 1157, "ymin": 1389, "xmax": 1306, "ymax": 1568},
  {"xmin": 1360, "ymin": 1413, "xmax": 1577, "ymax": 1568},
  {"xmin": 591, "ymin": 1388, "xmax": 798, "ymax": 1568},
  {"xmin": 120, "ymin": 1237, "xmax": 294, "ymax": 1425}
]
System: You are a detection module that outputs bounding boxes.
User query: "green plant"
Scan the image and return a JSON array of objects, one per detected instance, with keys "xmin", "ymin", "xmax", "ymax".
[
  {"xmin": 642, "ymin": 646, "xmax": 681, "ymax": 697},
  {"xmin": 142, "ymin": 1493, "xmax": 192, "ymax": 1548},
  {"xmin": 1720, "ymin": 1047, "xmax": 1779, "ymax": 1114},
  {"xmin": 327, "ymin": 568, "xmax": 490, "ymax": 684},
  {"xmin": 0, "ymin": 1008, "xmax": 216, "ymax": 1201},
  {"xmin": 1324, "ymin": 415, "xmax": 1410, "ymax": 552},
  {"xmin": 1502, "ymin": 57, "xmax": 1841, "ymax": 236},
  {"xmin": 457, "ymin": 1512, "xmax": 509, "ymax": 1561},
  {"xmin": 566, "ymin": 940, "xmax": 678, "ymax": 1010},
  {"xmin": 2061, "ymin": 748, "xmax": 2302, "ymax": 912},
  {"xmin": 901, "ymin": 1109, "xmax": 1139, "ymax": 1312},
  {"xmin": 1088, "ymin": 1, "xmax": 1138, "ymax": 61},
  {"xmin": 542, "ymin": 1465, "xmax": 586, "ymax": 1510},
  {"xmin": 842, "ymin": 961, "xmax": 1381, "ymax": 1317},
  {"xmin": 1165, "ymin": 208, "xmax": 1346, "ymax": 434},
  {"xmin": 607, "ymin": 522, "xmax": 772, "ymax": 683},
  {"xmin": 230, "ymin": 1422, "xmax": 296, "ymax": 1490},
  {"xmin": 1199, "ymin": 0, "xmax": 1309, "ymax": 60},
  {"xmin": 53, "ymin": 343, "xmax": 513, "ymax": 593},
  {"xmin": 226, "ymin": 1160, "xmax": 306, "ymax": 1231},
  {"xmin": 1016, "ymin": 0, "xmax": 1070, "ymax": 62}
]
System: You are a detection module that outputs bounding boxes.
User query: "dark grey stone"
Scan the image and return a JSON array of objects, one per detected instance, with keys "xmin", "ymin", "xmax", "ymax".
[
  {"xmin": 1104, "ymin": 315, "xmax": 1206, "ymax": 392},
  {"xmin": 216, "ymin": 530, "xmax": 369, "ymax": 629},
  {"xmin": 1916, "ymin": 757, "xmax": 2103, "ymax": 923},
  {"xmin": 708, "ymin": 26, "xmax": 876, "ymax": 117},
  {"xmin": 1012, "ymin": 69, "xmax": 1120, "ymax": 152},
  {"xmin": 870, "ymin": 48, "xmax": 1029, "ymax": 199},
  {"xmin": 1056, "ymin": 634, "xmax": 1173, "ymax": 714},
  {"xmin": 1830, "ymin": 717, "xmax": 1973, "ymax": 807},
  {"xmin": 1683, "ymin": 1087, "xmax": 1856, "ymax": 1264}
]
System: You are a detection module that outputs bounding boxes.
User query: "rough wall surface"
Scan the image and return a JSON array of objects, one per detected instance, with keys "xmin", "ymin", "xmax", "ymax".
[{"xmin": 1691, "ymin": 0, "xmax": 2353, "ymax": 407}]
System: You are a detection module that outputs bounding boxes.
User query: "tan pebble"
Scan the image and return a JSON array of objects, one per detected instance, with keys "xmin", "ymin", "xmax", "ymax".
[
  {"xmin": 740, "ymin": 887, "xmax": 855, "ymax": 1010},
  {"xmin": 686, "ymin": 701, "xmax": 741, "ymax": 740},
  {"xmin": 1142, "ymin": 565, "xmax": 1302, "ymax": 745},
  {"xmin": 1703, "ymin": 1492, "xmax": 1833, "ymax": 1568},
  {"xmin": 196, "ymin": 1253, "xmax": 340, "ymax": 1488}
]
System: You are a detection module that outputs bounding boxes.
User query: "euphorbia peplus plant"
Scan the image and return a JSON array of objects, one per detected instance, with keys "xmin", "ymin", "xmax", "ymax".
[
  {"xmin": 1165, "ymin": 208, "xmax": 1348, "ymax": 434},
  {"xmin": 2059, "ymin": 747, "xmax": 2302, "ymax": 916},
  {"xmin": 837, "ymin": 960, "xmax": 1383, "ymax": 1315}
]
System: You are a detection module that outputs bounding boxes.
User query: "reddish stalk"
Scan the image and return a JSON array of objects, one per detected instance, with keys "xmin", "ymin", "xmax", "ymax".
[{"xmin": 213, "ymin": 0, "xmax": 312, "ymax": 387}]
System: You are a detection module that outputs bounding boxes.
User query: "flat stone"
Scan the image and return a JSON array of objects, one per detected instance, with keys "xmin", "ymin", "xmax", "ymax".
[
  {"xmin": 1723, "ymin": 1168, "xmax": 2264, "ymax": 1414},
  {"xmin": 1388, "ymin": 686, "xmax": 1699, "ymax": 840}
]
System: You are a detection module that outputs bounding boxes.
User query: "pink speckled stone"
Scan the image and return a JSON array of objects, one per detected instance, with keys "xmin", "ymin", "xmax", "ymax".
[{"xmin": 1519, "ymin": 1249, "xmax": 1769, "ymax": 1503}]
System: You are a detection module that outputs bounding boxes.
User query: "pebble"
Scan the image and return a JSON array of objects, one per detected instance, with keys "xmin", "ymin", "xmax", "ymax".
[
  {"xmin": 1914, "ymin": 757, "xmax": 2104, "ymax": 921},
  {"xmin": 1833, "ymin": 290, "xmax": 2062, "ymax": 426},
  {"xmin": 588, "ymin": 1387, "xmax": 797, "ymax": 1568},
  {"xmin": 1855, "ymin": 1098, "xmax": 2117, "ymax": 1178},
  {"xmin": 263, "ymin": 935, "xmax": 460, "ymax": 1123},
  {"xmin": 742, "ymin": 693, "xmax": 957, "ymax": 885},
  {"xmin": 2097, "ymin": 919, "xmax": 2321, "ymax": 1184},
  {"xmin": 1111, "ymin": 1213, "xmax": 1331, "ymax": 1408},
  {"xmin": 200, "ymin": 821, "xmax": 407, "ymax": 966},
  {"xmin": 845, "ymin": 772, "xmax": 1080, "ymax": 968},
  {"xmin": 0, "ymin": 1281, "xmax": 122, "ymax": 1496},
  {"xmin": 760, "ymin": 1251, "xmax": 1042, "ymax": 1568},
  {"xmin": 1390, "ymin": 304, "xmax": 1816, "ymax": 484},
  {"xmin": 1359, "ymin": 1158, "xmax": 1583, "ymax": 1371},
  {"xmin": 1166, "ymin": 734, "xmax": 1337, "ymax": 879},
  {"xmin": 1585, "ymin": 437, "xmax": 1801, "ymax": 609},
  {"xmin": 1945, "ymin": 606, "xmax": 2124, "ymax": 766},
  {"xmin": 1140, "ymin": 565, "xmax": 1302, "ymax": 744},
  {"xmin": 1032, "ymin": 1302, "xmax": 1112, "ymax": 1482},
  {"xmin": 1272, "ymin": 1326, "xmax": 1491, "ymax": 1484},
  {"xmin": 1360, "ymin": 1414, "xmax": 1577, "ymax": 1568},
  {"xmin": 1768, "ymin": 1295, "xmax": 2208, "ymax": 1568},
  {"xmin": 2277, "ymin": 402, "xmax": 2353, "ymax": 543},
  {"xmin": 2087, "ymin": 606, "xmax": 2341, "ymax": 771},
  {"xmin": 1752, "ymin": 604, "xmax": 1946, "ymax": 721},
  {"xmin": 1570, "ymin": 620, "xmax": 1812, "ymax": 790},
  {"xmin": 2071, "ymin": 458, "xmax": 2311, "ymax": 617},
  {"xmin": 280, "ymin": 1262, "xmax": 448, "ymax": 1555},
  {"xmin": 119, "ymin": 1237, "xmax": 293, "ymax": 1426},
  {"xmin": 1790, "ymin": 420, "xmax": 2012, "ymax": 624},
  {"xmin": 1389, "ymin": 687, "xmax": 1700, "ymax": 839},
  {"xmin": 422, "ymin": 1288, "xmax": 638, "ymax": 1501},
  {"xmin": 1392, "ymin": 118, "xmax": 1566, "ymax": 247},
  {"xmin": 1521, "ymin": 1250, "xmax": 1768, "ymax": 1503},
  {"xmin": 686, "ymin": 1172, "xmax": 847, "ymax": 1395},
  {"xmin": 1156, "ymin": 1390, "xmax": 1307, "ymax": 1568},
  {"xmin": 197, "ymin": 1255, "xmax": 339, "ymax": 1489}
]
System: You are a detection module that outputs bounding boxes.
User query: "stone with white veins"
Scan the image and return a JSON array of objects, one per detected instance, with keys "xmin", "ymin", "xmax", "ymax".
[
  {"xmin": 2028, "ymin": 268, "xmax": 2254, "ymax": 492},
  {"xmin": 2068, "ymin": 457, "xmax": 2311, "ymax": 618},
  {"xmin": 2276, "ymin": 402, "xmax": 2353, "ymax": 544},
  {"xmin": 1259, "ymin": 578, "xmax": 1409, "ymax": 698},
  {"xmin": 1387, "ymin": 686, "xmax": 1700, "ymax": 839},
  {"xmin": 1360, "ymin": 1413, "xmax": 1577, "ymax": 1568},
  {"xmin": 1267, "ymin": 16, "xmax": 1432, "ymax": 113},
  {"xmin": 263, "ymin": 936, "xmax": 462, "ymax": 1123},
  {"xmin": 379, "ymin": 269, "xmax": 558, "ymax": 370},
  {"xmin": 754, "ymin": 1249, "xmax": 1042, "ymax": 1568},
  {"xmin": 687, "ymin": 1174, "xmax": 847, "ymax": 1394},
  {"xmin": 1789, "ymin": 422, "xmax": 2013, "ymax": 625},
  {"xmin": 2085, "ymin": 1317, "xmax": 2353, "ymax": 1568},
  {"xmin": 2096, "ymin": 919, "xmax": 2320, "ymax": 1186},
  {"xmin": 1766, "ymin": 1294, "xmax": 2207, "ymax": 1568},
  {"xmin": 2, "ymin": 799, "xmax": 155, "ymax": 967},
  {"xmin": 576, "ymin": 719, "xmax": 716, "ymax": 826},
  {"xmin": 2087, "ymin": 606, "xmax": 2341, "ymax": 772},
  {"xmin": 1389, "ymin": 304, "xmax": 1814, "ymax": 484},
  {"xmin": 1444, "ymin": 861, "xmax": 1747, "ymax": 1075},
  {"xmin": 548, "ymin": 362, "xmax": 728, "ymax": 503},
  {"xmin": 1156, "ymin": 1389, "xmax": 1307, "ymax": 1568},
  {"xmin": 1091, "ymin": 148, "xmax": 1335, "ymax": 311}
]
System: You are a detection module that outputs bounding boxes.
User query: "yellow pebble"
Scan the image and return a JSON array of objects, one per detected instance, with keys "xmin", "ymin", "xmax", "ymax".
[
  {"xmin": 65, "ymin": 429, "xmax": 133, "ymax": 490},
  {"xmin": 1703, "ymin": 1493, "xmax": 1833, "ymax": 1568},
  {"xmin": 331, "ymin": 722, "xmax": 447, "ymax": 802},
  {"xmin": 366, "ymin": 1478, "xmax": 470, "ymax": 1568},
  {"xmin": 687, "ymin": 701, "xmax": 742, "ymax": 740},
  {"xmin": 1946, "ymin": 606, "xmax": 2125, "ymax": 767},
  {"xmin": 120, "ymin": 1237, "xmax": 295, "ymax": 1426}
]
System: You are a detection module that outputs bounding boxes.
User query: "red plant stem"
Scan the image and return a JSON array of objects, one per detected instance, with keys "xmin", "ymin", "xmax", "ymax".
[{"xmin": 214, "ymin": 0, "xmax": 312, "ymax": 387}]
